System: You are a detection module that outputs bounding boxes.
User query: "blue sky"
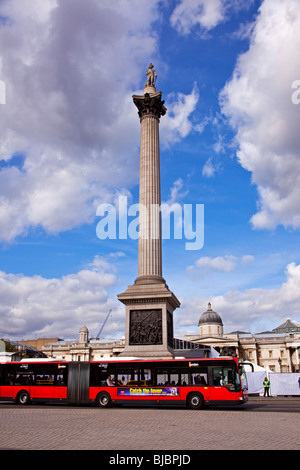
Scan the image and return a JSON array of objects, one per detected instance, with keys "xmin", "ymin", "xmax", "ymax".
[{"xmin": 0, "ymin": 0, "xmax": 300, "ymax": 341}]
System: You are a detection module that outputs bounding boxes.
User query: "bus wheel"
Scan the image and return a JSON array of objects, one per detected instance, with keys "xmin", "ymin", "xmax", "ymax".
[
  {"xmin": 96, "ymin": 392, "xmax": 111, "ymax": 408},
  {"xmin": 16, "ymin": 391, "xmax": 30, "ymax": 405},
  {"xmin": 187, "ymin": 392, "xmax": 204, "ymax": 410}
]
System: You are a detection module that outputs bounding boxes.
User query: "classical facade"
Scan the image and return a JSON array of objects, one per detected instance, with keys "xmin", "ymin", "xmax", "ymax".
[
  {"xmin": 10, "ymin": 306, "xmax": 300, "ymax": 373},
  {"xmin": 185, "ymin": 303, "xmax": 300, "ymax": 373},
  {"xmin": 42, "ymin": 326, "xmax": 125, "ymax": 362},
  {"xmin": 40, "ymin": 307, "xmax": 300, "ymax": 374},
  {"xmin": 41, "ymin": 325, "xmax": 210, "ymax": 361}
]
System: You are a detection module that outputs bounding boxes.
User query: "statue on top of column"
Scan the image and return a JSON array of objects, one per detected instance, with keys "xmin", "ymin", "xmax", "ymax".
[{"xmin": 145, "ymin": 63, "xmax": 157, "ymax": 88}]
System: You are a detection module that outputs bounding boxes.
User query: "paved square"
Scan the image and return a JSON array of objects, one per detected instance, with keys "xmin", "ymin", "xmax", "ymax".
[{"xmin": 0, "ymin": 403, "xmax": 299, "ymax": 450}]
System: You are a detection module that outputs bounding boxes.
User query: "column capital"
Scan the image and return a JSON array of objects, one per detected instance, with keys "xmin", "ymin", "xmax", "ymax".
[{"xmin": 132, "ymin": 91, "xmax": 167, "ymax": 121}]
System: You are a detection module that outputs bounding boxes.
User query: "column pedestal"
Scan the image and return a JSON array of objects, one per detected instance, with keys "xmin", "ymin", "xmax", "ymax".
[{"xmin": 118, "ymin": 278, "xmax": 180, "ymax": 358}]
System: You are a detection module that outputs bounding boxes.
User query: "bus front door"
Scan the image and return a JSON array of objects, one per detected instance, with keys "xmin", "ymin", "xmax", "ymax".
[{"xmin": 210, "ymin": 366, "xmax": 240, "ymax": 402}]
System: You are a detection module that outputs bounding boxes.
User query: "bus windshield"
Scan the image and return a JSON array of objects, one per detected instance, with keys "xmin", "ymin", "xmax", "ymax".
[{"xmin": 212, "ymin": 365, "xmax": 241, "ymax": 391}]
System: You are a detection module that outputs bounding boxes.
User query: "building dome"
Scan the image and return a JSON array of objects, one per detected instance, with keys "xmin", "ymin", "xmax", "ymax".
[
  {"xmin": 198, "ymin": 303, "xmax": 223, "ymax": 337},
  {"xmin": 198, "ymin": 303, "xmax": 223, "ymax": 325}
]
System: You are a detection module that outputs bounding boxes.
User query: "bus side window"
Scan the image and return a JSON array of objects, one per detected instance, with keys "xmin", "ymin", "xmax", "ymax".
[
  {"xmin": 116, "ymin": 368, "xmax": 139, "ymax": 386},
  {"xmin": 181, "ymin": 373, "xmax": 189, "ymax": 386},
  {"xmin": 90, "ymin": 363, "xmax": 116, "ymax": 387},
  {"xmin": 56, "ymin": 372, "xmax": 66, "ymax": 386},
  {"xmin": 180, "ymin": 369, "xmax": 193, "ymax": 386},
  {"xmin": 58, "ymin": 364, "xmax": 68, "ymax": 386},
  {"xmin": 192, "ymin": 374, "xmax": 207, "ymax": 386},
  {"xmin": 140, "ymin": 368, "xmax": 153, "ymax": 386},
  {"xmin": 5, "ymin": 370, "xmax": 16, "ymax": 385},
  {"xmin": 156, "ymin": 369, "xmax": 179, "ymax": 386},
  {"xmin": 180, "ymin": 367, "xmax": 208, "ymax": 386}
]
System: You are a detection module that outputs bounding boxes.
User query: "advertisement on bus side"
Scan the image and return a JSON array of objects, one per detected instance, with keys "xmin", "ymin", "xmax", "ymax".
[{"xmin": 117, "ymin": 387, "xmax": 179, "ymax": 397}]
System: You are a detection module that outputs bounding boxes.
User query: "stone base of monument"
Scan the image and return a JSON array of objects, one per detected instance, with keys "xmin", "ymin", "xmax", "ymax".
[
  {"xmin": 143, "ymin": 85, "xmax": 156, "ymax": 95},
  {"xmin": 118, "ymin": 277, "xmax": 180, "ymax": 358}
]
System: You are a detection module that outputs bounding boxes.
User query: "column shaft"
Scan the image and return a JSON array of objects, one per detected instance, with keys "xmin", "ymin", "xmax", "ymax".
[{"xmin": 138, "ymin": 114, "xmax": 162, "ymax": 279}]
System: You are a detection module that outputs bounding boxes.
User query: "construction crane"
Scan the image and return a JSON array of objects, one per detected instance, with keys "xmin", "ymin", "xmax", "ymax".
[{"xmin": 96, "ymin": 309, "xmax": 112, "ymax": 339}]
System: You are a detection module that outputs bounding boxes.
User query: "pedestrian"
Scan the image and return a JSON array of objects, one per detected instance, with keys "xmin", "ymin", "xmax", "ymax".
[{"xmin": 263, "ymin": 376, "xmax": 270, "ymax": 397}]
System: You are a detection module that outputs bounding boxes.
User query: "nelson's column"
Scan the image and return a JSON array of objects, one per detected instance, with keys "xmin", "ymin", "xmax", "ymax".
[{"xmin": 118, "ymin": 64, "xmax": 180, "ymax": 358}]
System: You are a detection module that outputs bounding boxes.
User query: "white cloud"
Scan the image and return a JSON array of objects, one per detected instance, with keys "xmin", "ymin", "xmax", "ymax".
[
  {"xmin": 202, "ymin": 157, "xmax": 219, "ymax": 177},
  {"xmin": 193, "ymin": 255, "xmax": 238, "ymax": 272},
  {"xmin": 164, "ymin": 177, "xmax": 188, "ymax": 205},
  {"xmin": 220, "ymin": 0, "xmax": 300, "ymax": 230},
  {"xmin": 160, "ymin": 83, "xmax": 200, "ymax": 147},
  {"xmin": 175, "ymin": 262, "xmax": 300, "ymax": 335},
  {"xmin": 2, "ymin": 255, "xmax": 296, "ymax": 341},
  {"xmin": 0, "ymin": 256, "xmax": 124, "ymax": 340},
  {"xmin": 170, "ymin": 0, "xmax": 254, "ymax": 35},
  {"xmin": 0, "ymin": 0, "xmax": 161, "ymax": 241},
  {"xmin": 188, "ymin": 254, "xmax": 254, "ymax": 274},
  {"xmin": 0, "ymin": 0, "xmax": 201, "ymax": 242},
  {"xmin": 241, "ymin": 254, "xmax": 254, "ymax": 265},
  {"xmin": 170, "ymin": 0, "xmax": 226, "ymax": 35}
]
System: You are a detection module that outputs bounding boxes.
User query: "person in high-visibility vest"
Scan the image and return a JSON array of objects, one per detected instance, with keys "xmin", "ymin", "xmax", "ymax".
[{"xmin": 263, "ymin": 377, "xmax": 270, "ymax": 397}]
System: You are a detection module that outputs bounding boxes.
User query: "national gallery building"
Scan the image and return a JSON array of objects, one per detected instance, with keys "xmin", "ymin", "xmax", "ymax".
[
  {"xmin": 184, "ymin": 303, "xmax": 300, "ymax": 373},
  {"xmin": 23, "ymin": 303, "xmax": 300, "ymax": 374}
]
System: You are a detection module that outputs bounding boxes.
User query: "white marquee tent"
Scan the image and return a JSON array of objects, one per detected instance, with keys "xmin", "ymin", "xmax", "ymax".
[{"xmin": 243, "ymin": 361, "xmax": 300, "ymax": 395}]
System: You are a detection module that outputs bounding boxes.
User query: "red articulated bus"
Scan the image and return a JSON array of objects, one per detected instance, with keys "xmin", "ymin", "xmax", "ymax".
[{"xmin": 0, "ymin": 357, "xmax": 248, "ymax": 409}]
